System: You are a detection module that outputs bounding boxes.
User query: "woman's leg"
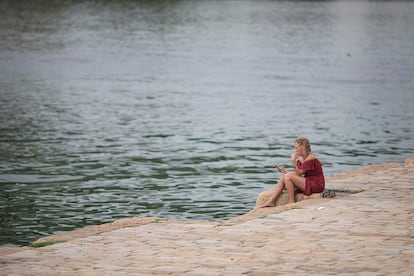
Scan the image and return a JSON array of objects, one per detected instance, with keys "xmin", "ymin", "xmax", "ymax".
[
  {"xmin": 284, "ymin": 173, "xmax": 306, "ymax": 204},
  {"xmin": 259, "ymin": 175, "xmax": 286, "ymax": 208}
]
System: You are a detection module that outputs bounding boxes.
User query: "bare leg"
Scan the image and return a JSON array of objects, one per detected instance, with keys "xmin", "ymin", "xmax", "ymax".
[
  {"xmin": 259, "ymin": 175, "xmax": 286, "ymax": 208},
  {"xmin": 284, "ymin": 173, "xmax": 306, "ymax": 204}
]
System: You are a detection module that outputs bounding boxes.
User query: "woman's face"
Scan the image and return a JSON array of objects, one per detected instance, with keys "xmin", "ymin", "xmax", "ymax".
[{"xmin": 294, "ymin": 143, "xmax": 303, "ymax": 157}]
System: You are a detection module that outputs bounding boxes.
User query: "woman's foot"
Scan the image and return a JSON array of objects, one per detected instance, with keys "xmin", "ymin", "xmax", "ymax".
[
  {"xmin": 259, "ymin": 201, "xmax": 275, "ymax": 208},
  {"xmin": 285, "ymin": 201, "xmax": 295, "ymax": 207}
]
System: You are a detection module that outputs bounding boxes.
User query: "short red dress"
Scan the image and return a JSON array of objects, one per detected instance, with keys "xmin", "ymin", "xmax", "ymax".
[{"xmin": 297, "ymin": 158, "xmax": 325, "ymax": 196}]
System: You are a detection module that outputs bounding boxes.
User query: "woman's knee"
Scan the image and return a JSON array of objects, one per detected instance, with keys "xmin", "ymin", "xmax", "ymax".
[{"xmin": 284, "ymin": 172, "xmax": 294, "ymax": 182}]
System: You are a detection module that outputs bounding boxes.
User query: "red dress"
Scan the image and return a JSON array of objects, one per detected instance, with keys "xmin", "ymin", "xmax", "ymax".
[{"xmin": 297, "ymin": 158, "xmax": 325, "ymax": 196}]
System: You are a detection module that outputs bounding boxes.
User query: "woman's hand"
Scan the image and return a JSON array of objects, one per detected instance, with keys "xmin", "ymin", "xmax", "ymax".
[
  {"xmin": 291, "ymin": 152, "xmax": 297, "ymax": 162},
  {"xmin": 290, "ymin": 152, "xmax": 297, "ymax": 168},
  {"xmin": 274, "ymin": 164, "xmax": 288, "ymax": 174}
]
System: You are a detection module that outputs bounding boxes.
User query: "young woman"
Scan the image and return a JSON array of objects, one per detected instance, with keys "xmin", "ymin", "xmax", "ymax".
[{"xmin": 259, "ymin": 137, "xmax": 325, "ymax": 207}]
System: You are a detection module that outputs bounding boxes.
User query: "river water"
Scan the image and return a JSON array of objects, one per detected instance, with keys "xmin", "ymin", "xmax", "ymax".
[{"xmin": 1, "ymin": 0, "xmax": 413, "ymax": 246}]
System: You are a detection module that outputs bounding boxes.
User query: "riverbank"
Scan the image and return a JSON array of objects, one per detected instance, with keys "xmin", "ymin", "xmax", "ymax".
[{"xmin": 1, "ymin": 157, "xmax": 413, "ymax": 275}]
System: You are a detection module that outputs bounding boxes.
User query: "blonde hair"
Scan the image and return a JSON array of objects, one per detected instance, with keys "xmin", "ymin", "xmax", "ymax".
[{"xmin": 295, "ymin": 137, "xmax": 311, "ymax": 153}]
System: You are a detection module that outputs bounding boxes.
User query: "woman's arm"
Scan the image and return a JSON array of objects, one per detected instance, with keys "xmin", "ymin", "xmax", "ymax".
[
  {"xmin": 291, "ymin": 153, "xmax": 306, "ymax": 176},
  {"xmin": 292, "ymin": 164, "xmax": 306, "ymax": 176}
]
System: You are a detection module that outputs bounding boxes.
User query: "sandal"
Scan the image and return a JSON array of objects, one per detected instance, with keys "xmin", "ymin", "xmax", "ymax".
[{"xmin": 322, "ymin": 189, "xmax": 336, "ymax": 198}]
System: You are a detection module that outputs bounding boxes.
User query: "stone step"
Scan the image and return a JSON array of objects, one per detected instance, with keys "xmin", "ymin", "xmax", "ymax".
[{"xmin": 255, "ymin": 189, "xmax": 323, "ymax": 207}]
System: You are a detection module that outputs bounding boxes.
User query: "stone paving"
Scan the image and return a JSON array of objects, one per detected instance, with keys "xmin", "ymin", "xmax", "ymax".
[{"xmin": 1, "ymin": 159, "xmax": 414, "ymax": 275}]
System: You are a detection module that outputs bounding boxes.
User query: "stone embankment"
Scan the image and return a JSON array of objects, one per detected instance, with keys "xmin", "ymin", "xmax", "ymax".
[{"xmin": 1, "ymin": 158, "xmax": 413, "ymax": 275}]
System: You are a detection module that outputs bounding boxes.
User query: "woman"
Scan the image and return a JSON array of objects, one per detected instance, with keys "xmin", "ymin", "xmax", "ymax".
[{"xmin": 259, "ymin": 137, "xmax": 325, "ymax": 208}]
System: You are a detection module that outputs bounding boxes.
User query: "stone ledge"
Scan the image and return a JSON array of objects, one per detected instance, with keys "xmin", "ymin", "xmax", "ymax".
[
  {"xmin": 32, "ymin": 217, "xmax": 167, "ymax": 245},
  {"xmin": 405, "ymin": 156, "xmax": 414, "ymax": 165},
  {"xmin": 255, "ymin": 190, "xmax": 323, "ymax": 208}
]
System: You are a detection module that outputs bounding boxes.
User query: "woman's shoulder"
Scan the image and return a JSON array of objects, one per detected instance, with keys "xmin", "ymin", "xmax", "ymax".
[
  {"xmin": 302, "ymin": 155, "xmax": 323, "ymax": 167},
  {"xmin": 304, "ymin": 154, "xmax": 317, "ymax": 162}
]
